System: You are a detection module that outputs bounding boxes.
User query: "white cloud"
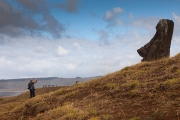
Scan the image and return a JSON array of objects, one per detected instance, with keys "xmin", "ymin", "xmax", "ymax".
[
  {"xmin": 172, "ymin": 12, "xmax": 180, "ymax": 23},
  {"xmin": 67, "ymin": 63, "xmax": 76, "ymax": 70},
  {"xmin": 1, "ymin": 15, "xmax": 180, "ymax": 79},
  {"xmin": 34, "ymin": 46, "xmax": 47, "ymax": 53},
  {"xmin": 0, "ymin": 57, "xmax": 13, "ymax": 67},
  {"xmin": 0, "ymin": 35, "xmax": 142, "ymax": 79},
  {"xmin": 57, "ymin": 45, "xmax": 69, "ymax": 56},
  {"xmin": 114, "ymin": 19, "xmax": 121, "ymax": 25},
  {"xmin": 172, "ymin": 12, "xmax": 180, "ymax": 36},
  {"xmin": 103, "ymin": 7, "xmax": 124, "ymax": 27},
  {"xmin": 171, "ymin": 12, "xmax": 180, "ymax": 56},
  {"xmin": 73, "ymin": 42, "xmax": 81, "ymax": 50},
  {"xmin": 104, "ymin": 11, "xmax": 114, "ymax": 20},
  {"xmin": 113, "ymin": 7, "xmax": 124, "ymax": 13},
  {"xmin": 131, "ymin": 17, "xmax": 161, "ymax": 31},
  {"xmin": 96, "ymin": 30, "xmax": 110, "ymax": 45},
  {"xmin": 129, "ymin": 12, "xmax": 134, "ymax": 19}
]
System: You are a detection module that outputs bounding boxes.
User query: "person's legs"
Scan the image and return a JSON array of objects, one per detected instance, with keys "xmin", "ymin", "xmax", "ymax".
[
  {"xmin": 32, "ymin": 89, "xmax": 35, "ymax": 97},
  {"xmin": 30, "ymin": 89, "xmax": 33, "ymax": 98}
]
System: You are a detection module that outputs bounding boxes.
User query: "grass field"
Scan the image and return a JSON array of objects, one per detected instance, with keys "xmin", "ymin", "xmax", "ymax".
[{"xmin": 1, "ymin": 53, "xmax": 180, "ymax": 120}]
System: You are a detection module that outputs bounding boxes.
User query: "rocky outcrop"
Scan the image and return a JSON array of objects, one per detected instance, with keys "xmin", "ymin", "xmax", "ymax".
[{"xmin": 137, "ymin": 19, "xmax": 174, "ymax": 61}]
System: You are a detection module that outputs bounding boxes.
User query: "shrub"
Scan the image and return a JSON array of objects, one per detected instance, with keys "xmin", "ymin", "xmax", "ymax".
[
  {"xmin": 53, "ymin": 89, "xmax": 64, "ymax": 95},
  {"xmin": 121, "ymin": 80, "xmax": 139, "ymax": 89},
  {"xmin": 106, "ymin": 83, "xmax": 119, "ymax": 90}
]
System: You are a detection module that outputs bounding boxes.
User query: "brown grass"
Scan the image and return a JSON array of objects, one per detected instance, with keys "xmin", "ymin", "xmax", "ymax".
[{"xmin": 1, "ymin": 53, "xmax": 180, "ymax": 119}]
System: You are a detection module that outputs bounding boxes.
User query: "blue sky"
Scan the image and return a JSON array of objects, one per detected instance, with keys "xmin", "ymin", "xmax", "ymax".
[{"xmin": 0, "ymin": 0, "xmax": 180, "ymax": 79}]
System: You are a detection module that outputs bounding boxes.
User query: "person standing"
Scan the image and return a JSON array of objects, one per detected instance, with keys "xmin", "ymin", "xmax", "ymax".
[{"xmin": 28, "ymin": 78, "xmax": 38, "ymax": 98}]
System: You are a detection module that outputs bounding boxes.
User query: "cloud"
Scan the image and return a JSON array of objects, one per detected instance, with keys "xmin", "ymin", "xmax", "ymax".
[
  {"xmin": 34, "ymin": 46, "xmax": 47, "ymax": 53},
  {"xmin": 129, "ymin": 12, "xmax": 134, "ymax": 19},
  {"xmin": 57, "ymin": 45, "xmax": 70, "ymax": 56},
  {"xmin": 130, "ymin": 17, "xmax": 161, "ymax": 32},
  {"xmin": 58, "ymin": 0, "xmax": 80, "ymax": 13},
  {"xmin": 1, "ymin": 7, "xmax": 180, "ymax": 80},
  {"xmin": 0, "ymin": 35, "xmax": 142, "ymax": 79},
  {"xmin": 90, "ymin": 10, "xmax": 100, "ymax": 18},
  {"xmin": 171, "ymin": 12, "xmax": 180, "ymax": 56},
  {"xmin": 103, "ymin": 7, "xmax": 124, "ymax": 27},
  {"xmin": 98, "ymin": 30, "xmax": 110, "ymax": 45},
  {"xmin": 0, "ymin": 0, "xmax": 26, "ymax": 36},
  {"xmin": 172, "ymin": 12, "xmax": 180, "ymax": 23},
  {"xmin": 0, "ymin": 0, "xmax": 64, "ymax": 38},
  {"xmin": 67, "ymin": 63, "xmax": 76, "ymax": 70},
  {"xmin": 73, "ymin": 42, "xmax": 81, "ymax": 50},
  {"xmin": 16, "ymin": 0, "xmax": 47, "ymax": 13},
  {"xmin": 113, "ymin": 7, "xmax": 124, "ymax": 13},
  {"xmin": 93, "ymin": 29, "xmax": 110, "ymax": 45},
  {"xmin": 104, "ymin": 11, "xmax": 114, "ymax": 20},
  {"xmin": 1, "ymin": 23, "xmax": 179, "ymax": 79},
  {"xmin": 172, "ymin": 12, "xmax": 180, "ymax": 33}
]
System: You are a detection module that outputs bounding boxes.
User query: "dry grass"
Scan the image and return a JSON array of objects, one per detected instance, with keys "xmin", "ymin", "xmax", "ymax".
[{"xmin": 1, "ymin": 53, "xmax": 180, "ymax": 120}]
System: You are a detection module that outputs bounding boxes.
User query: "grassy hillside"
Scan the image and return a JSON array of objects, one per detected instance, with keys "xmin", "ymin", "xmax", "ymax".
[{"xmin": 1, "ymin": 53, "xmax": 180, "ymax": 120}]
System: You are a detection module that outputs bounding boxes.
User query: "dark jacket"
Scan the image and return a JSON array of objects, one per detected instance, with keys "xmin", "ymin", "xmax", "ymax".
[{"xmin": 29, "ymin": 82, "xmax": 35, "ymax": 90}]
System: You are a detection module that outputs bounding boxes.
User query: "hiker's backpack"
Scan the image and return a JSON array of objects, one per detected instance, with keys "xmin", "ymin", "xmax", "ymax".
[{"xmin": 28, "ymin": 82, "xmax": 31, "ymax": 89}]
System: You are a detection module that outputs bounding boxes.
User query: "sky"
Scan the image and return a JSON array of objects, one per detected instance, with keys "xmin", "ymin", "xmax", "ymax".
[{"xmin": 0, "ymin": 0, "xmax": 180, "ymax": 79}]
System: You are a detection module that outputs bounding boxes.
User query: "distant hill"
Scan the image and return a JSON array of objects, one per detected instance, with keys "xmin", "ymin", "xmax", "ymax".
[{"xmin": 1, "ymin": 54, "xmax": 180, "ymax": 119}]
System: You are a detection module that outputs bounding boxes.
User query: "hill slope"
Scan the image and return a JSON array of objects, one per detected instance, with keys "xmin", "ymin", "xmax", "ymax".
[{"xmin": 1, "ymin": 54, "xmax": 180, "ymax": 120}]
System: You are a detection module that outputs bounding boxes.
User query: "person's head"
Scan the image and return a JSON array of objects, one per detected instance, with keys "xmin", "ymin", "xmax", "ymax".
[{"xmin": 30, "ymin": 78, "xmax": 33, "ymax": 82}]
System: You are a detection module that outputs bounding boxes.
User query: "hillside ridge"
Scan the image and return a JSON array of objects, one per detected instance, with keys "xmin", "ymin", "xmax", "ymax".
[{"xmin": 1, "ymin": 53, "xmax": 180, "ymax": 120}]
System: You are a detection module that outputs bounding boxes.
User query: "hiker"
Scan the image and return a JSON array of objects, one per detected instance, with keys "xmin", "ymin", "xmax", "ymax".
[{"xmin": 28, "ymin": 78, "xmax": 38, "ymax": 98}]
